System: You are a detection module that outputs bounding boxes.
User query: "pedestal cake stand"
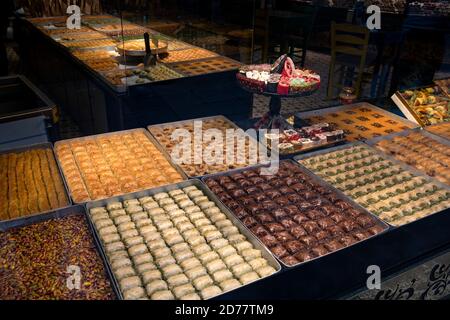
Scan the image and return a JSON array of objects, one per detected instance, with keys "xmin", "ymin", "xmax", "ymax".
[{"xmin": 238, "ymin": 84, "xmax": 319, "ymax": 130}]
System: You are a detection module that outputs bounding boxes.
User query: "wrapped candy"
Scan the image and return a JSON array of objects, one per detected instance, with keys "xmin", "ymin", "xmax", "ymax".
[{"xmin": 277, "ymin": 77, "xmax": 290, "ymax": 95}]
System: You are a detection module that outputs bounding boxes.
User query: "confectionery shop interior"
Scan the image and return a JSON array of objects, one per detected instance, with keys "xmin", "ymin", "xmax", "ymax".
[{"xmin": 0, "ymin": 0, "xmax": 450, "ymax": 301}]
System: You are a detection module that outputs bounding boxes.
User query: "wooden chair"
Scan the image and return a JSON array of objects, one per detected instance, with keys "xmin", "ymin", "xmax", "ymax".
[
  {"xmin": 251, "ymin": 8, "xmax": 280, "ymax": 64},
  {"xmin": 327, "ymin": 22, "xmax": 371, "ymax": 99},
  {"xmin": 284, "ymin": 6, "xmax": 318, "ymax": 67}
]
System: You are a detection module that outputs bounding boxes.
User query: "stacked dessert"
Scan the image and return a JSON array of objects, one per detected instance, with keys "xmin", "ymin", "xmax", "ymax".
[
  {"xmin": 265, "ymin": 123, "xmax": 345, "ymax": 154},
  {"xmin": 237, "ymin": 55, "xmax": 320, "ymax": 95}
]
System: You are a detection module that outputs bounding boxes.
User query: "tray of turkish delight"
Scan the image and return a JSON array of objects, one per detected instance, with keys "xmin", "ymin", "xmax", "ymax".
[{"xmin": 85, "ymin": 179, "xmax": 281, "ymax": 300}]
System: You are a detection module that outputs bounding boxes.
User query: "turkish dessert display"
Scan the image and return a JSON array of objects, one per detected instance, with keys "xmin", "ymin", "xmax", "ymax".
[
  {"xmin": 426, "ymin": 122, "xmax": 450, "ymax": 141},
  {"xmin": 373, "ymin": 131, "xmax": 450, "ymax": 185},
  {"xmin": 298, "ymin": 144, "xmax": 450, "ymax": 226},
  {"xmin": 62, "ymin": 39, "xmax": 118, "ymax": 50},
  {"xmin": 117, "ymin": 39, "xmax": 169, "ymax": 55},
  {"xmin": 27, "ymin": 16, "xmax": 68, "ymax": 24},
  {"xmin": 0, "ymin": 213, "xmax": 115, "ymax": 300},
  {"xmin": 148, "ymin": 117, "xmax": 262, "ymax": 177},
  {"xmin": 264, "ymin": 123, "xmax": 345, "ymax": 155},
  {"xmin": 168, "ymin": 57, "xmax": 242, "ymax": 76},
  {"xmin": 237, "ymin": 55, "xmax": 320, "ymax": 95},
  {"xmin": 167, "ymin": 40, "xmax": 193, "ymax": 51},
  {"xmin": 90, "ymin": 23, "xmax": 146, "ymax": 36},
  {"xmin": 83, "ymin": 58, "xmax": 119, "ymax": 72},
  {"xmin": 72, "ymin": 49, "xmax": 118, "ymax": 61},
  {"xmin": 54, "ymin": 130, "xmax": 185, "ymax": 203},
  {"xmin": 204, "ymin": 161, "xmax": 387, "ymax": 266},
  {"xmin": 88, "ymin": 184, "xmax": 277, "ymax": 300},
  {"xmin": 38, "ymin": 25, "xmax": 92, "ymax": 35},
  {"xmin": 392, "ymin": 86, "xmax": 450, "ymax": 126},
  {"xmin": 160, "ymin": 48, "xmax": 218, "ymax": 64},
  {"xmin": 122, "ymin": 65, "xmax": 183, "ymax": 84},
  {"xmin": 435, "ymin": 78, "xmax": 450, "ymax": 97},
  {"xmin": 57, "ymin": 31, "xmax": 108, "ymax": 41},
  {"xmin": 0, "ymin": 147, "xmax": 69, "ymax": 222},
  {"xmin": 27, "ymin": 15, "xmax": 241, "ymax": 89},
  {"xmin": 298, "ymin": 103, "xmax": 416, "ymax": 141},
  {"xmin": 100, "ymin": 65, "xmax": 183, "ymax": 86}
]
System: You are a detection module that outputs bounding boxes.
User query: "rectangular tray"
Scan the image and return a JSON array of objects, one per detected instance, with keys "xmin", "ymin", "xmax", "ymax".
[
  {"xmin": 166, "ymin": 56, "xmax": 242, "ymax": 76},
  {"xmin": 0, "ymin": 142, "xmax": 71, "ymax": 223},
  {"xmin": 84, "ymin": 179, "xmax": 282, "ymax": 300},
  {"xmin": 0, "ymin": 204, "xmax": 121, "ymax": 300},
  {"xmin": 295, "ymin": 102, "xmax": 419, "ymax": 140},
  {"xmin": 54, "ymin": 128, "xmax": 188, "ymax": 204},
  {"xmin": 391, "ymin": 85, "xmax": 450, "ymax": 126},
  {"xmin": 294, "ymin": 142, "xmax": 450, "ymax": 227},
  {"xmin": 0, "ymin": 75, "xmax": 56, "ymax": 123},
  {"xmin": 201, "ymin": 159, "xmax": 389, "ymax": 268},
  {"xmin": 147, "ymin": 115, "xmax": 273, "ymax": 178},
  {"xmin": 365, "ymin": 126, "xmax": 450, "ymax": 147},
  {"xmin": 434, "ymin": 78, "xmax": 450, "ymax": 97},
  {"xmin": 424, "ymin": 122, "xmax": 450, "ymax": 141}
]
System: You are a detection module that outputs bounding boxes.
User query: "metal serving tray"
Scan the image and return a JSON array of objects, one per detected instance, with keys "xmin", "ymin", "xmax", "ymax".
[
  {"xmin": 424, "ymin": 122, "xmax": 450, "ymax": 141},
  {"xmin": 0, "ymin": 205, "xmax": 121, "ymax": 299},
  {"xmin": 54, "ymin": 128, "xmax": 188, "ymax": 204},
  {"xmin": 200, "ymin": 159, "xmax": 389, "ymax": 268},
  {"xmin": 84, "ymin": 179, "xmax": 282, "ymax": 300},
  {"xmin": 365, "ymin": 126, "xmax": 450, "ymax": 147},
  {"xmin": 391, "ymin": 85, "xmax": 450, "ymax": 127},
  {"xmin": 0, "ymin": 142, "xmax": 71, "ymax": 223},
  {"xmin": 0, "ymin": 75, "xmax": 57, "ymax": 124},
  {"xmin": 294, "ymin": 142, "xmax": 450, "ymax": 227},
  {"xmin": 295, "ymin": 102, "xmax": 419, "ymax": 137},
  {"xmin": 147, "ymin": 115, "xmax": 274, "ymax": 178},
  {"xmin": 365, "ymin": 127, "xmax": 450, "ymax": 184}
]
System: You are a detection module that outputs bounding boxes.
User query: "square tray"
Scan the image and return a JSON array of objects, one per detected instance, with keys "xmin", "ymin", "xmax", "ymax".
[
  {"xmin": 294, "ymin": 102, "xmax": 418, "ymax": 142},
  {"xmin": 54, "ymin": 128, "xmax": 187, "ymax": 204}
]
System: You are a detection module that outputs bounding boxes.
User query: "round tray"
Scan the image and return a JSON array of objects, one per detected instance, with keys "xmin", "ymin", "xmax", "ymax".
[
  {"xmin": 237, "ymin": 80, "xmax": 320, "ymax": 98},
  {"xmin": 117, "ymin": 39, "xmax": 169, "ymax": 56},
  {"xmin": 236, "ymin": 74, "xmax": 320, "ymax": 98}
]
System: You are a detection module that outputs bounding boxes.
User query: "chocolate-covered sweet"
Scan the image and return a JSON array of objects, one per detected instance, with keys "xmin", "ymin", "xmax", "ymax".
[
  {"xmin": 282, "ymin": 255, "xmax": 299, "ymax": 265},
  {"xmin": 204, "ymin": 161, "xmax": 387, "ymax": 266}
]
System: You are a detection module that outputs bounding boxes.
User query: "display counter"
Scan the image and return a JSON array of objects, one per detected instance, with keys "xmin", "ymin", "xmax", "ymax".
[
  {"xmin": 16, "ymin": 15, "xmax": 252, "ymax": 135},
  {"xmin": 1, "ymin": 107, "xmax": 450, "ymax": 300}
]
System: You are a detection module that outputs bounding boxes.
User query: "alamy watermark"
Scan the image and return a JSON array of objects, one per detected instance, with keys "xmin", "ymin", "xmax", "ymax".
[
  {"xmin": 366, "ymin": 265, "xmax": 381, "ymax": 290},
  {"xmin": 366, "ymin": 5, "xmax": 381, "ymax": 30},
  {"xmin": 66, "ymin": 5, "xmax": 81, "ymax": 30},
  {"xmin": 66, "ymin": 265, "xmax": 81, "ymax": 290}
]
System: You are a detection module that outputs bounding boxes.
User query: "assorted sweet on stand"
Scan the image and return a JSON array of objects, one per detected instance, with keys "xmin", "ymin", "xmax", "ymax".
[
  {"xmin": 236, "ymin": 55, "xmax": 321, "ymax": 130},
  {"xmin": 265, "ymin": 123, "xmax": 345, "ymax": 155},
  {"xmin": 236, "ymin": 55, "xmax": 320, "ymax": 95}
]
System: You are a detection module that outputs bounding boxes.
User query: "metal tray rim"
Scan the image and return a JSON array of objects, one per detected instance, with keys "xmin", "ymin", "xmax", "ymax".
[{"xmin": 294, "ymin": 101, "xmax": 419, "ymax": 132}]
